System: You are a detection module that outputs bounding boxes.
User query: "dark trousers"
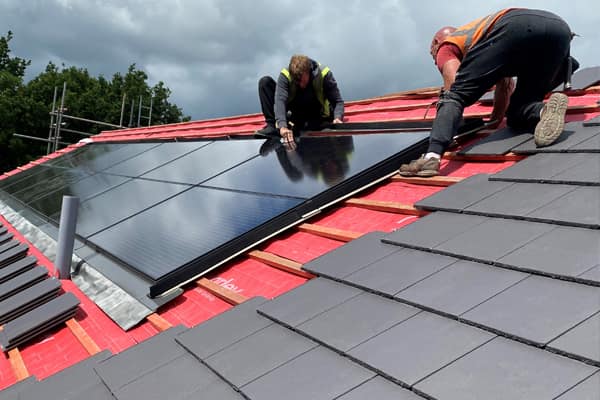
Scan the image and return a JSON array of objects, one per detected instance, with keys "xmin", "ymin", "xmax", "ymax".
[
  {"xmin": 428, "ymin": 9, "xmax": 575, "ymax": 155},
  {"xmin": 258, "ymin": 76, "xmax": 331, "ymax": 132}
]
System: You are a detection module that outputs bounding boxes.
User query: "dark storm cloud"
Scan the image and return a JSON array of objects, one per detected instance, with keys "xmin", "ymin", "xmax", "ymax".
[{"xmin": 1, "ymin": 0, "xmax": 599, "ymax": 120}]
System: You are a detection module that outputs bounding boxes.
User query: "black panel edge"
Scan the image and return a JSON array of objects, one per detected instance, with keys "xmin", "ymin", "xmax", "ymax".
[{"xmin": 147, "ymin": 137, "xmax": 428, "ymax": 297}]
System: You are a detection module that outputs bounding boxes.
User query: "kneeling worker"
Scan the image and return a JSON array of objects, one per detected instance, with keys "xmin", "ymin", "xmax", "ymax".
[
  {"xmin": 400, "ymin": 8, "xmax": 577, "ymax": 177},
  {"xmin": 256, "ymin": 54, "xmax": 344, "ymax": 147}
]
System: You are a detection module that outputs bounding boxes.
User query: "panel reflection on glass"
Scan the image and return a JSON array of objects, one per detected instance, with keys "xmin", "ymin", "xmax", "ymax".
[
  {"xmin": 203, "ymin": 133, "xmax": 429, "ymax": 198},
  {"xmin": 49, "ymin": 143, "xmax": 160, "ymax": 173},
  {"xmin": 142, "ymin": 140, "xmax": 261, "ymax": 184},
  {"xmin": 28, "ymin": 173, "xmax": 129, "ymax": 219},
  {"xmin": 103, "ymin": 141, "xmax": 210, "ymax": 177},
  {"xmin": 6, "ymin": 167, "xmax": 90, "ymax": 203},
  {"xmin": 88, "ymin": 186, "xmax": 303, "ymax": 280},
  {"xmin": 66, "ymin": 178, "xmax": 189, "ymax": 237}
]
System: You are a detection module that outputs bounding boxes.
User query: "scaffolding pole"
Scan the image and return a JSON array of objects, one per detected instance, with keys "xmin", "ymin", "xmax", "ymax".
[{"xmin": 47, "ymin": 87, "xmax": 58, "ymax": 155}]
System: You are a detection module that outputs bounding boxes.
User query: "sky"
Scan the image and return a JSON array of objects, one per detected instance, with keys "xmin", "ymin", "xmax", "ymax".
[{"xmin": 2, "ymin": 0, "xmax": 600, "ymax": 121}]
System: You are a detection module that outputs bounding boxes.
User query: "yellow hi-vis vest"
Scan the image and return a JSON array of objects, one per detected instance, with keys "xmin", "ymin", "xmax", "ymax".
[
  {"xmin": 281, "ymin": 64, "xmax": 331, "ymax": 118},
  {"xmin": 443, "ymin": 8, "xmax": 514, "ymax": 58}
]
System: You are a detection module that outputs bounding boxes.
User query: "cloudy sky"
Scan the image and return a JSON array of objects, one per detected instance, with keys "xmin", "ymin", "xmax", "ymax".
[{"xmin": 2, "ymin": 0, "xmax": 599, "ymax": 120}]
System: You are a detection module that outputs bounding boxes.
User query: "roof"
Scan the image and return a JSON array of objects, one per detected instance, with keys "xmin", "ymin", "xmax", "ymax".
[{"xmin": 0, "ymin": 72, "xmax": 599, "ymax": 398}]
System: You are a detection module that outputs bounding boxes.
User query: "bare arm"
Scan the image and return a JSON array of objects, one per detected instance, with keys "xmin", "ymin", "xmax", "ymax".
[
  {"xmin": 441, "ymin": 59, "xmax": 461, "ymax": 91},
  {"xmin": 490, "ymin": 77, "xmax": 515, "ymax": 126}
]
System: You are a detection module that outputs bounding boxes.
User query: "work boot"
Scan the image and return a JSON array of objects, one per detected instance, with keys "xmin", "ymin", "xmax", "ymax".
[
  {"xmin": 398, "ymin": 156, "xmax": 440, "ymax": 177},
  {"xmin": 534, "ymin": 92, "xmax": 569, "ymax": 147},
  {"xmin": 254, "ymin": 124, "xmax": 278, "ymax": 138}
]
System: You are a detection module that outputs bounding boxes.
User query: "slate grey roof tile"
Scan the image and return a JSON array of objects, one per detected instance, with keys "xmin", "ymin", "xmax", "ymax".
[
  {"xmin": 461, "ymin": 276, "xmax": 600, "ymax": 345},
  {"xmin": 348, "ymin": 312, "xmax": 494, "ymax": 386},
  {"xmin": 113, "ymin": 353, "xmax": 229, "ymax": 400},
  {"xmin": 458, "ymin": 127, "xmax": 532, "ymax": 155},
  {"xmin": 435, "ymin": 217, "xmax": 554, "ymax": 262},
  {"xmin": 497, "ymin": 226, "xmax": 600, "ymax": 278},
  {"xmin": 396, "ymin": 260, "xmax": 528, "ymax": 316},
  {"xmin": 555, "ymin": 371, "xmax": 600, "ymax": 400},
  {"xmin": 382, "ymin": 212, "xmax": 487, "ymax": 250},
  {"xmin": 0, "ymin": 256, "xmax": 37, "ymax": 284},
  {"xmin": 489, "ymin": 152, "xmax": 590, "ymax": 183},
  {"xmin": 579, "ymin": 265, "xmax": 600, "ymax": 281},
  {"xmin": 19, "ymin": 350, "xmax": 111, "ymax": 400},
  {"xmin": 344, "ymin": 249, "xmax": 457, "ymax": 297},
  {"xmin": 176, "ymin": 296, "xmax": 271, "ymax": 359},
  {"xmin": 336, "ymin": 376, "xmax": 423, "ymax": 400},
  {"xmin": 415, "ymin": 174, "xmax": 513, "ymax": 212},
  {"xmin": 257, "ymin": 278, "xmax": 361, "ymax": 327},
  {"xmin": 548, "ymin": 312, "xmax": 600, "ymax": 364},
  {"xmin": 464, "ymin": 182, "xmax": 576, "ymax": 218},
  {"xmin": 583, "ymin": 114, "xmax": 600, "ymax": 126},
  {"xmin": 241, "ymin": 346, "xmax": 375, "ymax": 400},
  {"xmin": 302, "ymin": 231, "xmax": 402, "ymax": 279},
  {"xmin": 526, "ymin": 187, "xmax": 600, "ymax": 228},
  {"xmin": 550, "ymin": 153, "xmax": 600, "ymax": 184},
  {"xmin": 0, "ymin": 376, "xmax": 37, "ymax": 400},
  {"xmin": 512, "ymin": 122, "xmax": 600, "ymax": 153},
  {"xmin": 568, "ymin": 132, "xmax": 600, "ymax": 151},
  {"xmin": 296, "ymin": 292, "xmax": 420, "ymax": 352},
  {"xmin": 414, "ymin": 337, "xmax": 598, "ymax": 400},
  {"xmin": 95, "ymin": 325, "xmax": 187, "ymax": 391},
  {"xmin": 204, "ymin": 324, "xmax": 318, "ymax": 388}
]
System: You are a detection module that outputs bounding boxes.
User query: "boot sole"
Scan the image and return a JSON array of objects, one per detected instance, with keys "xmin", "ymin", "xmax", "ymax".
[{"xmin": 534, "ymin": 93, "xmax": 568, "ymax": 147}]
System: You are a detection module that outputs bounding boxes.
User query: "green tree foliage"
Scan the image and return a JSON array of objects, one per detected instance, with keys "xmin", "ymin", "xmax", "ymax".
[{"xmin": 1, "ymin": 31, "xmax": 190, "ymax": 173}]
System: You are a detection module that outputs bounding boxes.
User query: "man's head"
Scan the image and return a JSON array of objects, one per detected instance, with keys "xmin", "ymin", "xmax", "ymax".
[
  {"xmin": 430, "ymin": 26, "xmax": 456, "ymax": 60},
  {"xmin": 289, "ymin": 54, "xmax": 311, "ymax": 88}
]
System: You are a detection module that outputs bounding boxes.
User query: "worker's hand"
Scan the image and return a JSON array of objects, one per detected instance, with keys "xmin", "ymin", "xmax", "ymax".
[
  {"xmin": 332, "ymin": 118, "xmax": 343, "ymax": 124},
  {"xmin": 280, "ymin": 127, "xmax": 296, "ymax": 151},
  {"xmin": 490, "ymin": 78, "xmax": 515, "ymax": 128}
]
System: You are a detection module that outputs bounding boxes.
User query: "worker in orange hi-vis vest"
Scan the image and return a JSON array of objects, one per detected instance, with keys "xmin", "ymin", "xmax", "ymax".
[{"xmin": 399, "ymin": 8, "xmax": 578, "ymax": 177}]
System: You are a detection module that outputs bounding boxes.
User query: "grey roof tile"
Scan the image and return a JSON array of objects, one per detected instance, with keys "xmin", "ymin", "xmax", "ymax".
[
  {"xmin": 551, "ymin": 153, "xmax": 600, "ymax": 184},
  {"xmin": 583, "ymin": 115, "xmax": 600, "ymax": 127},
  {"xmin": 396, "ymin": 260, "xmax": 528, "ymax": 316},
  {"xmin": 414, "ymin": 337, "xmax": 598, "ymax": 400},
  {"xmin": 175, "ymin": 296, "xmax": 271, "ymax": 359},
  {"xmin": 568, "ymin": 66, "xmax": 600, "ymax": 90},
  {"xmin": 204, "ymin": 324, "xmax": 318, "ymax": 388},
  {"xmin": 296, "ymin": 292, "xmax": 420, "ymax": 352},
  {"xmin": 95, "ymin": 325, "xmax": 187, "ymax": 391},
  {"xmin": 526, "ymin": 187, "xmax": 600, "ymax": 228},
  {"xmin": 458, "ymin": 127, "xmax": 532, "ymax": 155},
  {"xmin": 464, "ymin": 182, "xmax": 576, "ymax": 218},
  {"xmin": 75, "ymin": 383, "xmax": 116, "ymax": 400},
  {"xmin": 257, "ymin": 278, "xmax": 361, "ymax": 327},
  {"xmin": 382, "ymin": 212, "xmax": 487, "ymax": 250},
  {"xmin": 344, "ymin": 249, "xmax": 457, "ymax": 296},
  {"xmin": 579, "ymin": 264, "xmax": 600, "ymax": 281},
  {"xmin": 548, "ymin": 312, "xmax": 600, "ymax": 363},
  {"xmin": 489, "ymin": 152, "xmax": 591, "ymax": 184},
  {"xmin": 435, "ymin": 217, "xmax": 554, "ymax": 262},
  {"xmin": 336, "ymin": 376, "xmax": 422, "ymax": 399},
  {"xmin": 415, "ymin": 174, "xmax": 513, "ymax": 212},
  {"xmin": 497, "ymin": 226, "xmax": 600, "ymax": 278},
  {"xmin": 0, "ymin": 376, "xmax": 37, "ymax": 400},
  {"xmin": 461, "ymin": 276, "xmax": 600, "ymax": 345},
  {"xmin": 113, "ymin": 353, "xmax": 229, "ymax": 400},
  {"xmin": 19, "ymin": 350, "xmax": 111, "ymax": 400},
  {"xmin": 512, "ymin": 122, "xmax": 600, "ymax": 153},
  {"xmin": 241, "ymin": 346, "xmax": 375, "ymax": 400},
  {"xmin": 348, "ymin": 312, "xmax": 494, "ymax": 386},
  {"xmin": 555, "ymin": 371, "xmax": 600, "ymax": 400},
  {"xmin": 302, "ymin": 231, "xmax": 402, "ymax": 279}
]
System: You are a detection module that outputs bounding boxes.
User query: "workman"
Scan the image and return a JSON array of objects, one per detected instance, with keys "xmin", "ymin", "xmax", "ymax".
[{"xmin": 399, "ymin": 8, "xmax": 577, "ymax": 177}]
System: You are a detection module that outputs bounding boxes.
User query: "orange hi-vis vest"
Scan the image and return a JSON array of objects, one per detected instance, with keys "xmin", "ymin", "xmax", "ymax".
[{"xmin": 443, "ymin": 8, "xmax": 515, "ymax": 57}]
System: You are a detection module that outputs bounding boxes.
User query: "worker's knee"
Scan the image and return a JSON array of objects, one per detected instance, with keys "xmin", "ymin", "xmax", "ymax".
[{"xmin": 258, "ymin": 76, "xmax": 275, "ymax": 90}]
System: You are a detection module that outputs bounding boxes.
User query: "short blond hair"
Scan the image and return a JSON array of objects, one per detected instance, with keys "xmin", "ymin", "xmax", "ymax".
[{"xmin": 288, "ymin": 54, "xmax": 311, "ymax": 83}]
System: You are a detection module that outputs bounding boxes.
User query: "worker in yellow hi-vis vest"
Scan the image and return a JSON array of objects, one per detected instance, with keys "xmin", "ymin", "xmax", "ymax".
[
  {"xmin": 256, "ymin": 54, "xmax": 344, "ymax": 149},
  {"xmin": 399, "ymin": 8, "xmax": 578, "ymax": 177}
]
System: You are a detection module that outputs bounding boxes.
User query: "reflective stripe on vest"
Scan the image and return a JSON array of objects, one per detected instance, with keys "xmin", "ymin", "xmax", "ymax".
[
  {"xmin": 281, "ymin": 64, "xmax": 331, "ymax": 118},
  {"xmin": 443, "ymin": 8, "xmax": 514, "ymax": 57}
]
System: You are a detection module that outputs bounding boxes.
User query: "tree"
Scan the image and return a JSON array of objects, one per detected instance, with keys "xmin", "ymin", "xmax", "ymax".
[
  {"xmin": 0, "ymin": 31, "xmax": 190, "ymax": 173},
  {"xmin": 0, "ymin": 31, "xmax": 39, "ymax": 173}
]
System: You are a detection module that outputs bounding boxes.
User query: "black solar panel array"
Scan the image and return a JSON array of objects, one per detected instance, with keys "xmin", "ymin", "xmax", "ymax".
[{"xmin": 0, "ymin": 134, "xmax": 429, "ymax": 298}]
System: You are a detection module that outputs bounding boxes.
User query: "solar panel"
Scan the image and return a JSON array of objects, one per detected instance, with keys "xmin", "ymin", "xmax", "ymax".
[{"xmin": 0, "ymin": 133, "xmax": 428, "ymax": 298}]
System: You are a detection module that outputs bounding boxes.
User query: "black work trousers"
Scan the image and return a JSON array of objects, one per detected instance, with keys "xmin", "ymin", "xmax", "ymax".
[
  {"xmin": 258, "ymin": 76, "xmax": 330, "ymax": 132},
  {"xmin": 428, "ymin": 9, "xmax": 574, "ymax": 155}
]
